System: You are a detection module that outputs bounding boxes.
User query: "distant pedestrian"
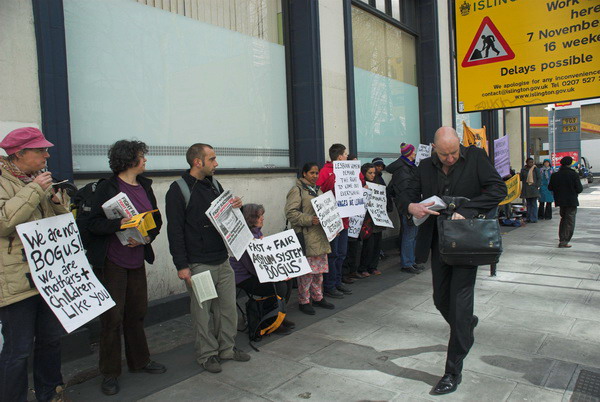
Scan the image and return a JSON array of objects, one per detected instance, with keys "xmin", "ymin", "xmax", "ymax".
[
  {"xmin": 357, "ymin": 163, "xmax": 384, "ymax": 276},
  {"xmin": 548, "ymin": 156, "xmax": 583, "ymax": 248},
  {"xmin": 387, "ymin": 143, "xmax": 423, "ymax": 274},
  {"xmin": 538, "ymin": 159, "xmax": 554, "ymax": 220},
  {"xmin": 520, "ymin": 158, "xmax": 541, "ymax": 223}
]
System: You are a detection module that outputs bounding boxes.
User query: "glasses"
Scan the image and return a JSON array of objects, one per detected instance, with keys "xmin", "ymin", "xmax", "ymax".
[{"xmin": 25, "ymin": 148, "xmax": 49, "ymax": 154}]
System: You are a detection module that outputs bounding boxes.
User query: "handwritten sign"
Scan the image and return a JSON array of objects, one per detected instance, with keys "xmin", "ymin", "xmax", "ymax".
[
  {"xmin": 348, "ymin": 188, "xmax": 371, "ymax": 239},
  {"xmin": 499, "ymin": 174, "xmax": 520, "ymax": 206},
  {"xmin": 16, "ymin": 214, "xmax": 115, "ymax": 333},
  {"xmin": 311, "ymin": 191, "xmax": 343, "ymax": 242},
  {"xmin": 246, "ymin": 230, "xmax": 312, "ymax": 283},
  {"xmin": 494, "ymin": 136, "xmax": 511, "ymax": 178},
  {"xmin": 333, "ymin": 160, "xmax": 365, "ymax": 218},
  {"xmin": 366, "ymin": 183, "xmax": 394, "ymax": 228},
  {"xmin": 415, "ymin": 144, "xmax": 432, "ymax": 166}
]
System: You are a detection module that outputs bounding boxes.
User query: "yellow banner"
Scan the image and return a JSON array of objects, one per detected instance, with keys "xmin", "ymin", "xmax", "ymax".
[
  {"xmin": 499, "ymin": 175, "xmax": 520, "ymax": 206},
  {"xmin": 462, "ymin": 122, "xmax": 488, "ymax": 154},
  {"xmin": 454, "ymin": 0, "xmax": 600, "ymax": 112}
]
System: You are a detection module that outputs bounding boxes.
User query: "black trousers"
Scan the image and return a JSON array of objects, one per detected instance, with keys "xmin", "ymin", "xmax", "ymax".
[
  {"xmin": 343, "ymin": 238, "xmax": 360, "ymax": 275},
  {"xmin": 559, "ymin": 206, "xmax": 577, "ymax": 245},
  {"xmin": 358, "ymin": 232, "xmax": 382, "ymax": 273},
  {"xmin": 431, "ymin": 232, "xmax": 478, "ymax": 375},
  {"xmin": 538, "ymin": 201, "xmax": 553, "ymax": 220}
]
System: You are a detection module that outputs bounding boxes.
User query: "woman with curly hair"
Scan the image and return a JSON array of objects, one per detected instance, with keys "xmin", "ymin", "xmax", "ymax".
[{"xmin": 87, "ymin": 140, "xmax": 164, "ymax": 395}]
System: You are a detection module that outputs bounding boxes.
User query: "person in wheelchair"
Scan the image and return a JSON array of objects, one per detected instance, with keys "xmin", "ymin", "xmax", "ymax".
[{"xmin": 230, "ymin": 203, "xmax": 295, "ymax": 334}]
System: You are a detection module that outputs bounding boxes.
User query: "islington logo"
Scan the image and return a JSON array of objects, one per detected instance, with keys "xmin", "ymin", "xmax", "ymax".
[{"xmin": 460, "ymin": 1, "xmax": 471, "ymax": 16}]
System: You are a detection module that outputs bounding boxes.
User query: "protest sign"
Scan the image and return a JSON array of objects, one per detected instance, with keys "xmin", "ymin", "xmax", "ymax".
[
  {"xmin": 206, "ymin": 189, "xmax": 253, "ymax": 260},
  {"xmin": 499, "ymin": 175, "xmax": 520, "ymax": 205},
  {"xmin": 415, "ymin": 144, "xmax": 432, "ymax": 166},
  {"xmin": 246, "ymin": 230, "xmax": 312, "ymax": 283},
  {"xmin": 348, "ymin": 188, "xmax": 371, "ymax": 239},
  {"xmin": 494, "ymin": 136, "xmax": 511, "ymax": 178},
  {"xmin": 16, "ymin": 214, "xmax": 115, "ymax": 333},
  {"xmin": 366, "ymin": 183, "xmax": 394, "ymax": 228},
  {"xmin": 333, "ymin": 160, "xmax": 365, "ymax": 218},
  {"xmin": 310, "ymin": 191, "xmax": 343, "ymax": 242}
]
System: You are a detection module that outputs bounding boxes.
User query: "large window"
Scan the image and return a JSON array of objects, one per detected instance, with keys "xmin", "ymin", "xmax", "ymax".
[
  {"xmin": 352, "ymin": 6, "xmax": 419, "ymax": 162},
  {"xmin": 64, "ymin": 0, "xmax": 289, "ymax": 172}
]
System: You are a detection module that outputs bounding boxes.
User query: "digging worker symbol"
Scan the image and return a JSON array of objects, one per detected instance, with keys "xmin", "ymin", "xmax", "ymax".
[{"xmin": 481, "ymin": 35, "xmax": 500, "ymax": 58}]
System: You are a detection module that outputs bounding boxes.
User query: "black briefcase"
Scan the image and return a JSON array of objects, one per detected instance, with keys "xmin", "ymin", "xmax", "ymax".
[{"xmin": 437, "ymin": 197, "xmax": 502, "ymax": 266}]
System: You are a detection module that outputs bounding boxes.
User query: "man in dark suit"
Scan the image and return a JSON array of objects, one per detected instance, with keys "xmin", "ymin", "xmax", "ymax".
[
  {"xmin": 548, "ymin": 156, "xmax": 583, "ymax": 248},
  {"xmin": 401, "ymin": 127, "xmax": 507, "ymax": 394}
]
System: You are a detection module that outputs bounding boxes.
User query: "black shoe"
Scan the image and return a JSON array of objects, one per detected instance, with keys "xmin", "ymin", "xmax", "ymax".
[
  {"xmin": 432, "ymin": 373, "xmax": 462, "ymax": 395},
  {"xmin": 282, "ymin": 318, "xmax": 296, "ymax": 329},
  {"xmin": 401, "ymin": 266, "xmax": 420, "ymax": 274},
  {"xmin": 471, "ymin": 315, "xmax": 479, "ymax": 339},
  {"xmin": 336, "ymin": 284, "xmax": 352, "ymax": 294},
  {"xmin": 342, "ymin": 275, "xmax": 355, "ymax": 284},
  {"xmin": 101, "ymin": 377, "xmax": 119, "ymax": 396},
  {"xmin": 130, "ymin": 360, "xmax": 166, "ymax": 374},
  {"xmin": 274, "ymin": 325, "xmax": 292, "ymax": 335},
  {"xmin": 313, "ymin": 298, "xmax": 335, "ymax": 309},
  {"xmin": 413, "ymin": 264, "xmax": 426, "ymax": 272},
  {"xmin": 299, "ymin": 303, "xmax": 316, "ymax": 315},
  {"xmin": 324, "ymin": 288, "xmax": 344, "ymax": 299}
]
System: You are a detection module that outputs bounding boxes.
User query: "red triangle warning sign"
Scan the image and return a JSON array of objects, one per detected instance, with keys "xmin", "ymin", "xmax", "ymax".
[{"xmin": 461, "ymin": 16, "xmax": 515, "ymax": 68}]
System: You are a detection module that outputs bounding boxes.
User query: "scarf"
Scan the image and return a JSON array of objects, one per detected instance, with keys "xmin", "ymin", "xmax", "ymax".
[
  {"xmin": 526, "ymin": 166, "xmax": 535, "ymax": 185},
  {"xmin": 401, "ymin": 155, "xmax": 415, "ymax": 166},
  {"xmin": 0, "ymin": 156, "xmax": 41, "ymax": 184},
  {"xmin": 540, "ymin": 166, "xmax": 552, "ymax": 182}
]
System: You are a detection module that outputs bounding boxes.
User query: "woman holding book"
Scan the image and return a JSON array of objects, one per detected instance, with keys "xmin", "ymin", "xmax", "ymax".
[{"xmin": 87, "ymin": 140, "xmax": 164, "ymax": 396}]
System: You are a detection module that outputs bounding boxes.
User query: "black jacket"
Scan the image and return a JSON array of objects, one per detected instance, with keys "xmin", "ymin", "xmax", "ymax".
[
  {"xmin": 548, "ymin": 166, "xmax": 583, "ymax": 207},
  {"xmin": 401, "ymin": 145, "xmax": 507, "ymax": 254},
  {"xmin": 386, "ymin": 156, "xmax": 417, "ymax": 209},
  {"xmin": 165, "ymin": 171, "xmax": 228, "ymax": 270},
  {"xmin": 87, "ymin": 175, "xmax": 162, "ymax": 268}
]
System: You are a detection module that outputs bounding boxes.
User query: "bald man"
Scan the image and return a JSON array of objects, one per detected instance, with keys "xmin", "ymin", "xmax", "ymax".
[{"xmin": 400, "ymin": 127, "xmax": 507, "ymax": 394}]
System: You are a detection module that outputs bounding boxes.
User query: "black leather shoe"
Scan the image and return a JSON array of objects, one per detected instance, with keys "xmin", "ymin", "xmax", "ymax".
[
  {"xmin": 433, "ymin": 373, "xmax": 462, "ymax": 394},
  {"xmin": 336, "ymin": 284, "xmax": 352, "ymax": 294},
  {"xmin": 299, "ymin": 303, "xmax": 316, "ymax": 315},
  {"xmin": 313, "ymin": 298, "xmax": 335, "ymax": 309},
  {"xmin": 130, "ymin": 360, "xmax": 167, "ymax": 374},
  {"xmin": 282, "ymin": 318, "xmax": 296, "ymax": 329},
  {"xmin": 324, "ymin": 288, "xmax": 344, "ymax": 299},
  {"xmin": 101, "ymin": 377, "xmax": 119, "ymax": 396}
]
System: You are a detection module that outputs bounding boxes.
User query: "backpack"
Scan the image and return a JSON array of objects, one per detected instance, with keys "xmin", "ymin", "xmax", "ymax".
[
  {"xmin": 70, "ymin": 179, "xmax": 105, "ymax": 249},
  {"xmin": 175, "ymin": 177, "xmax": 223, "ymax": 208},
  {"xmin": 245, "ymin": 292, "xmax": 286, "ymax": 344}
]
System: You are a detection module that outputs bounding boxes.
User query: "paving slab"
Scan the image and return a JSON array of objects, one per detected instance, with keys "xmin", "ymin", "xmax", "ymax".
[
  {"xmin": 301, "ymin": 315, "xmax": 382, "ymax": 343},
  {"xmin": 562, "ymin": 299, "xmax": 600, "ymax": 323},
  {"xmin": 568, "ymin": 318, "xmax": 600, "ymax": 344},
  {"xmin": 506, "ymin": 383, "xmax": 563, "ymax": 402},
  {"xmin": 197, "ymin": 351, "xmax": 310, "ymax": 396},
  {"xmin": 412, "ymin": 296, "xmax": 499, "ymax": 320},
  {"xmin": 263, "ymin": 367, "xmax": 399, "ymax": 402},
  {"xmin": 472, "ymin": 322, "xmax": 547, "ymax": 355},
  {"xmin": 139, "ymin": 373, "xmax": 267, "ymax": 402},
  {"xmin": 538, "ymin": 336, "xmax": 600, "ymax": 368},
  {"xmin": 542, "ymin": 360, "xmax": 578, "ymax": 392},
  {"xmin": 486, "ymin": 291, "xmax": 569, "ymax": 315},
  {"xmin": 485, "ymin": 307, "xmax": 576, "ymax": 335},
  {"xmin": 260, "ymin": 332, "xmax": 335, "ymax": 362}
]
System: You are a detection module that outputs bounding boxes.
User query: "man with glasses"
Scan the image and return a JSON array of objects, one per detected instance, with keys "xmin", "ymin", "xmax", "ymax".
[
  {"xmin": 165, "ymin": 143, "xmax": 250, "ymax": 374},
  {"xmin": 0, "ymin": 127, "xmax": 71, "ymax": 402}
]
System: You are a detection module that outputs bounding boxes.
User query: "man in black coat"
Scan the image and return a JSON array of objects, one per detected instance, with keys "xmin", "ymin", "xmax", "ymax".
[
  {"xmin": 548, "ymin": 156, "xmax": 583, "ymax": 248},
  {"xmin": 401, "ymin": 127, "xmax": 507, "ymax": 394}
]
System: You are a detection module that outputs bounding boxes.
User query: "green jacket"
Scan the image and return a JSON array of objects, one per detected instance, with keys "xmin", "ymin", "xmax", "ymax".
[
  {"xmin": 284, "ymin": 179, "xmax": 331, "ymax": 257},
  {"xmin": 0, "ymin": 167, "xmax": 70, "ymax": 307}
]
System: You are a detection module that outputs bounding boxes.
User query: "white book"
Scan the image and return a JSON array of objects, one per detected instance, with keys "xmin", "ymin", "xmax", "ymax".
[{"xmin": 191, "ymin": 271, "xmax": 218, "ymax": 308}]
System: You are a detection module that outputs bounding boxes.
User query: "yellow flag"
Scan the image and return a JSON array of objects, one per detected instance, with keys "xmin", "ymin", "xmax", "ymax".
[
  {"xmin": 462, "ymin": 121, "xmax": 488, "ymax": 154},
  {"xmin": 499, "ymin": 175, "xmax": 520, "ymax": 206}
]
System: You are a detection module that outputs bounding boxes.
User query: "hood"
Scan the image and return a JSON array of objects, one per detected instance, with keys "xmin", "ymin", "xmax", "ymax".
[{"xmin": 385, "ymin": 157, "xmax": 408, "ymax": 174}]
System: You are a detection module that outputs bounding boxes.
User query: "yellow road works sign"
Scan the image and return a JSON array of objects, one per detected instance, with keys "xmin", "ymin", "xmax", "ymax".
[{"xmin": 455, "ymin": 0, "xmax": 600, "ymax": 113}]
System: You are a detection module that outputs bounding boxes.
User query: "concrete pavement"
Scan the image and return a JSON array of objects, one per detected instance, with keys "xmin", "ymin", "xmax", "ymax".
[{"xmin": 64, "ymin": 183, "xmax": 600, "ymax": 401}]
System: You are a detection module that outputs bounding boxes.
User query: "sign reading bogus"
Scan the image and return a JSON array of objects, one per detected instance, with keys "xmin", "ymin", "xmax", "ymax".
[
  {"xmin": 16, "ymin": 214, "xmax": 115, "ymax": 333},
  {"xmin": 246, "ymin": 230, "xmax": 312, "ymax": 283},
  {"xmin": 455, "ymin": 1, "xmax": 600, "ymax": 112}
]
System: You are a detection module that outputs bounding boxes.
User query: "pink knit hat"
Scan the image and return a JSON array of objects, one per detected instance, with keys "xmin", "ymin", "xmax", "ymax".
[
  {"xmin": 0, "ymin": 127, "xmax": 54, "ymax": 155},
  {"xmin": 401, "ymin": 143, "xmax": 415, "ymax": 157}
]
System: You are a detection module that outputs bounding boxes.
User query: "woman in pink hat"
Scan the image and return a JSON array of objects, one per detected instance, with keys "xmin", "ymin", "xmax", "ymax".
[{"xmin": 0, "ymin": 127, "xmax": 70, "ymax": 402}]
